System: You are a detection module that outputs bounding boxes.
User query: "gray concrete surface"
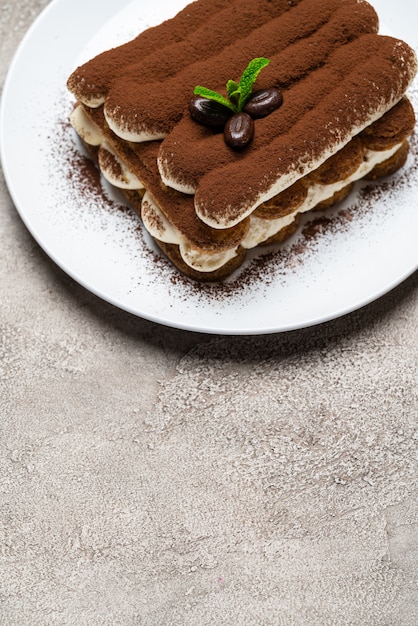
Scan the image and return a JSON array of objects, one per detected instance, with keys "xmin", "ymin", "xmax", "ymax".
[{"xmin": 1, "ymin": 2, "xmax": 417, "ymax": 624}]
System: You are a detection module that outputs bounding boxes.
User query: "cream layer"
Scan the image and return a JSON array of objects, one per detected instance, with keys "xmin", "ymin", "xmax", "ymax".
[
  {"xmin": 71, "ymin": 107, "xmax": 144, "ymax": 189},
  {"xmin": 70, "ymin": 106, "xmax": 103, "ymax": 146},
  {"xmin": 104, "ymin": 113, "xmax": 167, "ymax": 143},
  {"xmin": 98, "ymin": 143, "xmax": 144, "ymax": 190}
]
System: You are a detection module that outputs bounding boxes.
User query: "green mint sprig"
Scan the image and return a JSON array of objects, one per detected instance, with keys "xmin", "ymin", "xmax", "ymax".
[{"xmin": 194, "ymin": 57, "xmax": 270, "ymax": 113}]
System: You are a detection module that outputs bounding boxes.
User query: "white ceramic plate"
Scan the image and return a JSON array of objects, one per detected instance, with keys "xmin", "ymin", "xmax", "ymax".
[{"xmin": 1, "ymin": 0, "xmax": 417, "ymax": 335}]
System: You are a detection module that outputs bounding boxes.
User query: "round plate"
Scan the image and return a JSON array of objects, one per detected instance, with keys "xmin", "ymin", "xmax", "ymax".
[{"xmin": 1, "ymin": 0, "xmax": 417, "ymax": 335}]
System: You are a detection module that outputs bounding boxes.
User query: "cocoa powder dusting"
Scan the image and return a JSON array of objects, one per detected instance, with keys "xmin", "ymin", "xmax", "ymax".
[{"xmin": 68, "ymin": 0, "xmax": 302, "ymax": 104}]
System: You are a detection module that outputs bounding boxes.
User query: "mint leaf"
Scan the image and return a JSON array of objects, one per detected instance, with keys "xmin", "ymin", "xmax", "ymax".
[
  {"xmin": 226, "ymin": 79, "xmax": 239, "ymax": 99},
  {"xmin": 194, "ymin": 86, "xmax": 236, "ymax": 112},
  {"xmin": 237, "ymin": 57, "xmax": 270, "ymax": 110},
  {"xmin": 226, "ymin": 80, "xmax": 241, "ymax": 108},
  {"xmin": 192, "ymin": 58, "xmax": 271, "ymax": 117}
]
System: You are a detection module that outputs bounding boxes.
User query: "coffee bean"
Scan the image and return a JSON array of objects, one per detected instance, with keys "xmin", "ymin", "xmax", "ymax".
[
  {"xmin": 243, "ymin": 88, "xmax": 283, "ymax": 118},
  {"xmin": 189, "ymin": 96, "xmax": 232, "ymax": 127},
  {"xmin": 224, "ymin": 112, "xmax": 254, "ymax": 149}
]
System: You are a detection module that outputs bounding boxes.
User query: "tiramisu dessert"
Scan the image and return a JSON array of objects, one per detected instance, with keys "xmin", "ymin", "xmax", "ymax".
[{"xmin": 67, "ymin": 0, "xmax": 417, "ymax": 281}]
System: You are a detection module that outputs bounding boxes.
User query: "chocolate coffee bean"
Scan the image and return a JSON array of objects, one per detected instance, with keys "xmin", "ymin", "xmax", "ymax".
[
  {"xmin": 189, "ymin": 96, "xmax": 232, "ymax": 127},
  {"xmin": 224, "ymin": 112, "xmax": 254, "ymax": 149},
  {"xmin": 243, "ymin": 88, "xmax": 283, "ymax": 118}
]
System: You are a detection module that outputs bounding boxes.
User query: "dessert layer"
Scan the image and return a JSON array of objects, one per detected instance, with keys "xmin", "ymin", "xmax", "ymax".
[
  {"xmin": 67, "ymin": 0, "xmax": 235, "ymax": 106},
  {"xmin": 72, "ymin": 95, "xmax": 415, "ymax": 259}
]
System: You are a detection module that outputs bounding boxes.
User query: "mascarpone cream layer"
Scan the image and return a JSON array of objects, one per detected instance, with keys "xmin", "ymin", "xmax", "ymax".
[
  {"xmin": 70, "ymin": 106, "xmax": 103, "ymax": 146},
  {"xmin": 141, "ymin": 193, "xmax": 239, "ymax": 272},
  {"xmin": 70, "ymin": 107, "xmax": 144, "ymax": 190},
  {"xmin": 98, "ymin": 144, "xmax": 144, "ymax": 190},
  {"xmin": 104, "ymin": 111, "xmax": 167, "ymax": 143}
]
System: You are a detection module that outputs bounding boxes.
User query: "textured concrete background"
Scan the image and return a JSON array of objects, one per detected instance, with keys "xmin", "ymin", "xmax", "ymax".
[{"xmin": 1, "ymin": 2, "xmax": 418, "ymax": 624}]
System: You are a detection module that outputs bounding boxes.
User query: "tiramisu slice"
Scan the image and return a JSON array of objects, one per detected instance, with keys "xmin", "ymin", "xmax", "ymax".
[{"xmin": 67, "ymin": 0, "xmax": 417, "ymax": 281}]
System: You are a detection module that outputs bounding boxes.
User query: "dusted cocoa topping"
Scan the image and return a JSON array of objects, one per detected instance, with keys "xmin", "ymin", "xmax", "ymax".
[
  {"xmin": 68, "ymin": 0, "xmax": 302, "ymax": 106},
  {"xmin": 157, "ymin": 0, "xmax": 382, "ymax": 191},
  {"xmin": 67, "ymin": 0, "xmax": 235, "ymax": 103}
]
